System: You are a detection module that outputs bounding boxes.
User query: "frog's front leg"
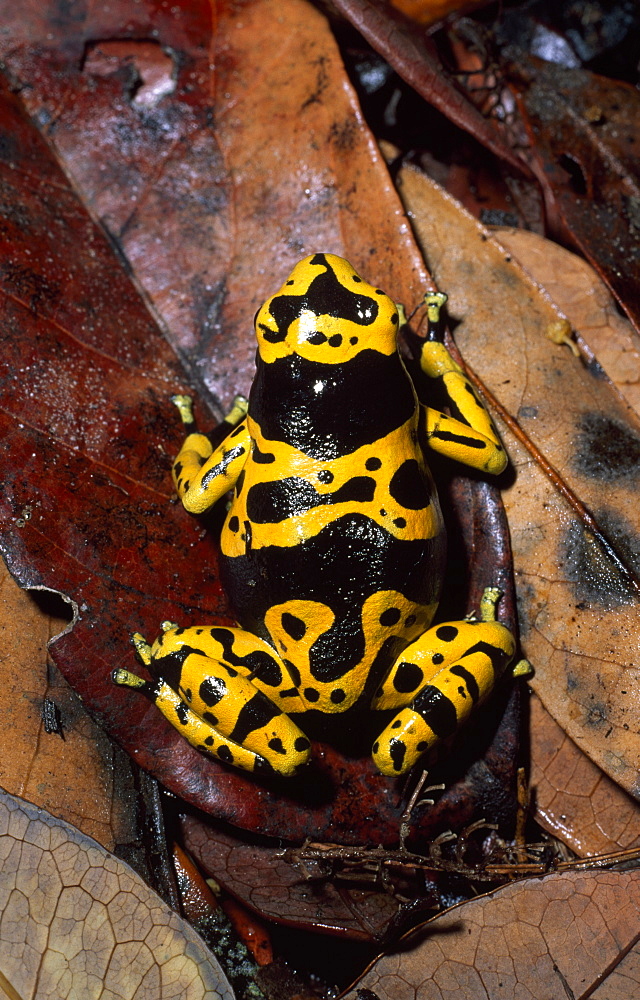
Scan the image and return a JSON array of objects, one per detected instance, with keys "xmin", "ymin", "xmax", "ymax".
[
  {"xmin": 418, "ymin": 294, "xmax": 507, "ymax": 475},
  {"xmin": 370, "ymin": 588, "xmax": 515, "ymax": 776},
  {"xmin": 171, "ymin": 395, "xmax": 251, "ymax": 515},
  {"xmin": 113, "ymin": 624, "xmax": 311, "ymax": 777}
]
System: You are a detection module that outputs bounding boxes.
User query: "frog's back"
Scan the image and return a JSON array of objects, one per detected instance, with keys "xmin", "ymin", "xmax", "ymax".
[{"xmin": 220, "ymin": 254, "xmax": 446, "ymax": 711}]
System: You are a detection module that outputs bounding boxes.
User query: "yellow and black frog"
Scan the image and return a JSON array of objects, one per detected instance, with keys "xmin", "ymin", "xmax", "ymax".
[{"xmin": 114, "ymin": 253, "xmax": 517, "ymax": 779}]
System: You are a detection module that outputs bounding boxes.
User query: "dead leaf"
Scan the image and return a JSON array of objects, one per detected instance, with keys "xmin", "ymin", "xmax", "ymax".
[
  {"xmin": 330, "ymin": 0, "xmax": 525, "ymax": 172},
  {"xmin": 389, "ymin": 0, "xmax": 490, "ymax": 27},
  {"xmin": 181, "ymin": 814, "xmax": 401, "ymax": 942},
  {"xmin": 397, "ymin": 164, "xmax": 640, "ymax": 799},
  {"xmin": 505, "ymin": 54, "xmax": 640, "ymax": 334},
  {"xmin": 0, "ymin": 563, "xmax": 144, "ymax": 851},
  {"xmin": 494, "ymin": 227, "xmax": 640, "ymax": 417},
  {"xmin": 0, "ymin": 0, "xmax": 430, "ymax": 412},
  {"xmin": 342, "ymin": 867, "xmax": 640, "ymax": 999},
  {"xmin": 483, "ymin": 227, "xmax": 640, "ymax": 857},
  {"xmin": 530, "ymin": 692, "xmax": 640, "ymax": 858},
  {"xmin": 0, "ymin": 787, "xmax": 233, "ymax": 999},
  {"xmin": 0, "ymin": 1, "xmax": 524, "ymax": 845}
]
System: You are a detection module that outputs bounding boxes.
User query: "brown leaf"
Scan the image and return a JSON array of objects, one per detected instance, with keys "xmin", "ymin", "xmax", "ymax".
[
  {"xmin": 397, "ymin": 164, "xmax": 640, "ymax": 798},
  {"xmin": 342, "ymin": 868, "xmax": 640, "ymax": 999},
  {"xmin": 0, "ymin": 788, "xmax": 233, "ymax": 999},
  {"xmin": 506, "ymin": 54, "xmax": 640, "ymax": 334},
  {"xmin": 482, "ymin": 227, "xmax": 640, "ymax": 857},
  {"xmin": 0, "ymin": 0, "xmax": 430, "ymax": 411},
  {"xmin": 530, "ymin": 693, "xmax": 640, "ymax": 858},
  {"xmin": 0, "ymin": 563, "xmax": 139, "ymax": 851},
  {"xmin": 494, "ymin": 227, "xmax": 640, "ymax": 416},
  {"xmin": 181, "ymin": 813, "xmax": 401, "ymax": 942},
  {"xmin": 331, "ymin": 0, "xmax": 526, "ymax": 173},
  {"xmin": 0, "ymin": 0, "xmax": 522, "ymax": 843}
]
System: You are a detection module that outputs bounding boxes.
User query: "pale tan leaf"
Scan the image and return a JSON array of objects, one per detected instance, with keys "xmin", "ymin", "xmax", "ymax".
[
  {"xmin": 0, "ymin": 788, "xmax": 233, "ymax": 1000},
  {"xmin": 398, "ymin": 164, "xmax": 640, "ymax": 798},
  {"xmin": 478, "ymin": 230, "xmax": 640, "ymax": 856},
  {"xmin": 494, "ymin": 227, "xmax": 640, "ymax": 417}
]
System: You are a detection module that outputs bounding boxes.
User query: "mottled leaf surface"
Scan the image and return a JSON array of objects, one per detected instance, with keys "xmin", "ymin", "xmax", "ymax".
[{"xmin": 398, "ymin": 164, "xmax": 640, "ymax": 799}]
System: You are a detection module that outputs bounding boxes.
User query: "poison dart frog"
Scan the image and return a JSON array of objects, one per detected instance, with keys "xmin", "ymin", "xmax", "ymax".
[{"xmin": 113, "ymin": 253, "xmax": 517, "ymax": 778}]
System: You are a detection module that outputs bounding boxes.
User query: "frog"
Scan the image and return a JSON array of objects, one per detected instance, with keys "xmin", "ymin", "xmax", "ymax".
[{"xmin": 113, "ymin": 252, "xmax": 517, "ymax": 779}]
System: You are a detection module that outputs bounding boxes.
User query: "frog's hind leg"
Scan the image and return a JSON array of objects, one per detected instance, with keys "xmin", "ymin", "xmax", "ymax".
[
  {"xmin": 113, "ymin": 624, "xmax": 311, "ymax": 777},
  {"xmin": 371, "ymin": 588, "xmax": 516, "ymax": 776}
]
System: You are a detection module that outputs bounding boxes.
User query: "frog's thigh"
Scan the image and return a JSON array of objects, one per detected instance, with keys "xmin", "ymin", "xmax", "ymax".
[
  {"xmin": 135, "ymin": 627, "xmax": 310, "ymax": 776},
  {"xmin": 372, "ymin": 617, "xmax": 515, "ymax": 776}
]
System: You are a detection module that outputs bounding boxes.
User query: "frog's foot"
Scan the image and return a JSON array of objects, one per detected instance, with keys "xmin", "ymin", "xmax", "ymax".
[
  {"xmin": 171, "ymin": 394, "xmax": 195, "ymax": 429},
  {"xmin": 131, "ymin": 632, "xmax": 152, "ymax": 667},
  {"xmin": 371, "ymin": 608, "xmax": 516, "ymax": 777},
  {"xmin": 115, "ymin": 624, "xmax": 311, "ymax": 777},
  {"xmin": 424, "ymin": 291, "xmax": 448, "ymax": 335},
  {"xmin": 224, "ymin": 394, "xmax": 249, "ymax": 428}
]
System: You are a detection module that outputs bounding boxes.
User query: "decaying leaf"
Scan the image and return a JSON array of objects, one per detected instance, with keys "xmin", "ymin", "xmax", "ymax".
[
  {"xmin": 343, "ymin": 867, "xmax": 640, "ymax": 999},
  {"xmin": 485, "ymin": 227, "xmax": 640, "ymax": 857},
  {"xmin": 494, "ymin": 227, "xmax": 640, "ymax": 417},
  {"xmin": 0, "ymin": 788, "xmax": 232, "ymax": 999},
  {"xmin": 0, "ymin": 0, "xmax": 524, "ymax": 846},
  {"xmin": 505, "ymin": 53, "xmax": 640, "ymax": 334},
  {"xmin": 181, "ymin": 814, "xmax": 401, "ymax": 942},
  {"xmin": 397, "ymin": 164, "xmax": 640, "ymax": 799},
  {"xmin": 530, "ymin": 692, "xmax": 640, "ymax": 858},
  {"xmin": 0, "ymin": 563, "xmax": 143, "ymax": 852},
  {"xmin": 0, "ymin": 0, "xmax": 430, "ymax": 412}
]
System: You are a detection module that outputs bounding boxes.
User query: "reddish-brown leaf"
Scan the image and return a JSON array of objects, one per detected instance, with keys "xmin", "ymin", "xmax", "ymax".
[
  {"xmin": 331, "ymin": 0, "xmax": 526, "ymax": 173},
  {"xmin": 181, "ymin": 814, "xmax": 401, "ymax": 942},
  {"xmin": 506, "ymin": 54, "xmax": 640, "ymax": 333},
  {"xmin": 0, "ymin": 0, "xmax": 522, "ymax": 847}
]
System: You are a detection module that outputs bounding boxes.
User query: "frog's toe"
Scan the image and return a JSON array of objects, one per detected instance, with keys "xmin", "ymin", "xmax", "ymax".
[
  {"xmin": 372, "ymin": 709, "xmax": 435, "ymax": 776},
  {"xmin": 130, "ymin": 632, "xmax": 152, "ymax": 666}
]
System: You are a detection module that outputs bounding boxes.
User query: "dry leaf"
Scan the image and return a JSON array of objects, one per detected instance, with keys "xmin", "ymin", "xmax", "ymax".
[
  {"xmin": 0, "ymin": 564, "xmax": 141, "ymax": 851},
  {"xmin": 0, "ymin": 788, "xmax": 233, "ymax": 1000},
  {"xmin": 494, "ymin": 227, "xmax": 640, "ymax": 417},
  {"xmin": 343, "ymin": 867, "xmax": 640, "ymax": 999},
  {"xmin": 484, "ymin": 228, "xmax": 640, "ymax": 857},
  {"xmin": 397, "ymin": 164, "xmax": 640, "ymax": 798},
  {"xmin": 530, "ymin": 692, "xmax": 640, "ymax": 857}
]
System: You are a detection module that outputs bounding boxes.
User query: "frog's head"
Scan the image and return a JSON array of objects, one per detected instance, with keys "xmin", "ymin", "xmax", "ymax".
[{"xmin": 254, "ymin": 253, "xmax": 400, "ymax": 365}]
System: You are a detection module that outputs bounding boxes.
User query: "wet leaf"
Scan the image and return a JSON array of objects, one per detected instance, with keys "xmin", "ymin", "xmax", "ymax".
[
  {"xmin": 505, "ymin": 54, "xmax": 640, "ymax": 333},
  {"xmin": 181, "ymin": 814, "xmax": 401, "ymax": 942},
  {"xmin": 342, "ymin": 867, "xmax": 640, "ymax": 999},
  {"xmin": 0, "ymin": 788, "xmax": 233, "ymax": 999},
  {"xmin": 0, "ymin": 0, "xmax": 430, "ymax": 411},
  {"xmin": 331, "ymin": 0, "xmax": 526, "ymax": 172},
  {"xmin": 397, "ymin": 164, "xmax": 640, "ymax": 799},
  {"xmin": 0, "ymin": 0, "xmax": 522, "ymax": 845}
]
